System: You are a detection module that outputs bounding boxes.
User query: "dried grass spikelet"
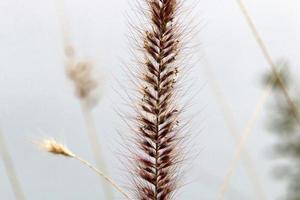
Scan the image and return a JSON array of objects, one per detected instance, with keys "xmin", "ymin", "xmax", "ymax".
[
  {"xmin": 64, "ymin": 45, "xmax": 100, "ymax": 108},
  {"xmin": 128, "ymin": 0, "xmax": 186, "ymax": 199},
  {"xmin": 37, "ymin": 138, "xmax": 131, "ymax": 200},
  {"xmin": 66, "ymin": 61, "xmax": 98, "ymax": 100},
  {"xmin": 38, "ymin": 138, "xmax": 75, "ymax": 157}
]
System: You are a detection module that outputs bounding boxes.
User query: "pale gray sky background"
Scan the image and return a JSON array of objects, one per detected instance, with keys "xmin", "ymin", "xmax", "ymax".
[{"xmin": 0, "ymin": 0, "xmax": 299, "ymax": 199}]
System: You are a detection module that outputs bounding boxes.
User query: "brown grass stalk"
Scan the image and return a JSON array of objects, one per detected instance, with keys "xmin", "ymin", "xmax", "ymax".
[
  {"xmin": 38, "ymin": 139, "xmax": 131, "ymax": 200},
  {"xmin": 0, "ymin": 129, "xmax": 26, "ymax": 200},
  {"xmin": 128, "ymin": 0, "xmax": 188, "ymax": 199}
]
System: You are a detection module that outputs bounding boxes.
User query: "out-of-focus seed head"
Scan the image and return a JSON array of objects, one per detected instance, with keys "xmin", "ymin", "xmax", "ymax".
[{"xmin": 38, "ymin": 138, "xmax": 75, "ymax": 158}]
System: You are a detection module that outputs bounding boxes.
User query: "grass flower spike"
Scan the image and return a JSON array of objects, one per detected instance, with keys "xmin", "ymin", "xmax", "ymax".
[
  {"xmin": 39, "ymin": 139, "xmax": 75, "ymax": 158},
  {"xmin": 127, "ymin": 0, "xmax": 189, "ymax": 199}
]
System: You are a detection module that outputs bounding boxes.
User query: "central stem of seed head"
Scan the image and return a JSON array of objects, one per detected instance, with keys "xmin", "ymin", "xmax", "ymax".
[
  {"xmin": 154, "ymin": 2, "xmax": 168, "ymax": 199},
  {"xmin": 138, "ymin": 0, "xmax": 179, "ymax": 199}
]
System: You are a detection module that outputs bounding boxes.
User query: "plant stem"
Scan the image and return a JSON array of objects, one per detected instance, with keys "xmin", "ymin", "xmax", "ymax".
[
  {"xmin": 0, "ymin": 129, "xmax": 26, "ymax": 200},
  {"xmin": 80, "ymin": 102, "xmax": 114, "ymax": 200},
  {"xmin": 73, "ymin": 155, "xmax": 132, "ymax": 200},
  {"xmin": 201, "ymin": 55, "xmax": 267, "ymax": 200},
  {"xmin": 236, "ymin": 0, "xmax": 300, "ymax": 126},
  {"xmin": 217, "ymin": 71, "xmax": 279, "ymax": 200}
]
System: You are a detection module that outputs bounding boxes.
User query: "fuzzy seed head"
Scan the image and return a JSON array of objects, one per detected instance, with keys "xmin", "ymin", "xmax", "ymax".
[
  {"xmin": 39, "ymin": 139, "xmax": 75, "ymax": 157},
  {"xmin": 66, "ymin": 61, "xmax": 98, "ymax": 100},
  {"xmin": 127, "ymin": 0, "xmax": 185, "ymax": 199}
]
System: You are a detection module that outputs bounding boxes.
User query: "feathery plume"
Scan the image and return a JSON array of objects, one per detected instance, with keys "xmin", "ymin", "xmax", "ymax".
[{"xmin": 128, "ymin": 0, "xmax": 187, "ymax": 199}]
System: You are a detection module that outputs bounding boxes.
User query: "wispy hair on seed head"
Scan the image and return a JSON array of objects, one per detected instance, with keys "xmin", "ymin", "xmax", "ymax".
[{"xmin": 118, "ymin": 0, "xmax": 201, "ymax": 199}]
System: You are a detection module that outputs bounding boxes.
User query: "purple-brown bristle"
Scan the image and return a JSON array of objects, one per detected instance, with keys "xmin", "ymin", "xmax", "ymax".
[{"xmin": 131, "ymin": 0, "xmax": 183, "ymax": 199}]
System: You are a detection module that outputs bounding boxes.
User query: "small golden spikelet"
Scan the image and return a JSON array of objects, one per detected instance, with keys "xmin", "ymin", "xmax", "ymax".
[{"xmin": 39, "ymin": 139, "xmax": 75, "ymax": 158}]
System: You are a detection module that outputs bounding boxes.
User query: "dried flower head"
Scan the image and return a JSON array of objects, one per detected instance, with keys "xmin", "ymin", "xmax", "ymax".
[
  {"xmin": 38, "ymin": 139, "xmax": 75, "ymax": 157},
  {"xmin": 66, "ymin": 61, "xmax": 98, "ymax": 100}
]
